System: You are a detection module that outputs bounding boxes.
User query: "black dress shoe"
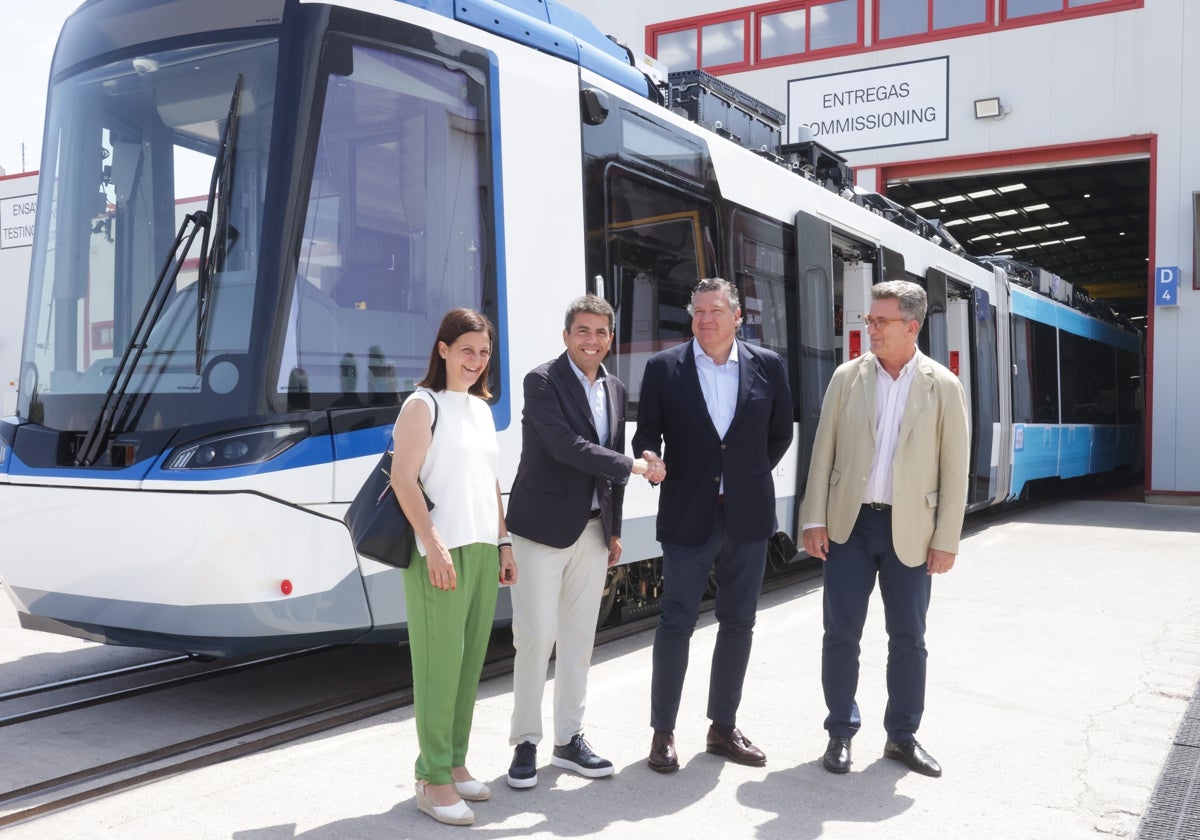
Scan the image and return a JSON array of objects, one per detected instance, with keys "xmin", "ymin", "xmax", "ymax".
[
  {"xmin": 648, "ymin": 730, "xmax": 678, "ymax": 773},
  {"xmin": 705, "ymin": 724, "xmax": 767, "ymax": 766},
  {"xmin": 822, "ymin": 737, "xmax": 852, "ymax": 774},
  {"xmin": 884, "ymin": 739, "xmax": 942, "ymax": 777}
]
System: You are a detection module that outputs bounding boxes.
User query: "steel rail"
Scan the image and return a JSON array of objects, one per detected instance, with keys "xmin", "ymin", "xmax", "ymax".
[
  {"xmin": 0, "ymin": 656, "xmax": 192, "ymax": 703},
  {"xmin": 0, "ymin": 646, "xmax": 335, "ymax": 728}
]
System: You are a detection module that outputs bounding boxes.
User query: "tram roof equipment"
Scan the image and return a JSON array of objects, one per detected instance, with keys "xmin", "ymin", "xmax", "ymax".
[{"xmin": 401, "ymin": 0, "xmax": 1134, "ymax": 334}]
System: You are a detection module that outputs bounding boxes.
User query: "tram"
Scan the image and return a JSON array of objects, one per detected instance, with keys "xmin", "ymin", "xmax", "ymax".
[{"xmin": 0, "ymin": 0, "xmax": 1141, "ymax": 656}]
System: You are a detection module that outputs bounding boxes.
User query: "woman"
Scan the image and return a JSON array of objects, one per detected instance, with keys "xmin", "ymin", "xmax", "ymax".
[{"xmin": 391, "ymin": 308, "xmax": 518, "ymax": 827}]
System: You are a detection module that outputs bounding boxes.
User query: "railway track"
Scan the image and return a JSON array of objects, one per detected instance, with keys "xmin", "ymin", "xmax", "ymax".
[
  {"xmin": 0, "ymin": 647, "xmax": 333, "ymax": 727},
  {"xmin": 0, "ymin": 566, "xmax": 818, "ymax": 830},
  {"xmin": 0, "ymin": 643, "xmax": 414, "ymax": 829}
]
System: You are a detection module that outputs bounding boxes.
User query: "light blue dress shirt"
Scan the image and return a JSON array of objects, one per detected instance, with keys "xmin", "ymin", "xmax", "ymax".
[{"xmin": 693, "ymin": 339, "xmax": 739, "ymax": 492}]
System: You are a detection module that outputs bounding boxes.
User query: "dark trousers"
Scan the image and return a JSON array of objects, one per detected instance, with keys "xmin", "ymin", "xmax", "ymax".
[
  {"xmin": 821, "ymin": 505, "xmax": 932, "ymax": 742},
  {"xmin": 651, "ymin": 505, "xmax": 767, "ymax": 732}
]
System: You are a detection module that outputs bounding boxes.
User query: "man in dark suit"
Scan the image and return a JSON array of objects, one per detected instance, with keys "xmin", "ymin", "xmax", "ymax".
[
  {"xmin": 633, "ymin": 278, "xmax": 793, "ymax": 772},
  {"xmin": 505, "ymin": 295, "xmax": 663, "ymax": 789}
]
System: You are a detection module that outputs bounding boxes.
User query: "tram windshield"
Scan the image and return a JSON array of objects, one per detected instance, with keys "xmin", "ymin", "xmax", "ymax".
[{"xmin": 18, "ymin": 37, "xmax": 278, "ymax": 431}]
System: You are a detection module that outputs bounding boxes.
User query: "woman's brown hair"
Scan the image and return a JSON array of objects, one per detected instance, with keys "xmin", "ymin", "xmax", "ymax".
[{"xmin": 417, "ymin": 308, "xmax": 495, "ymax": 398}]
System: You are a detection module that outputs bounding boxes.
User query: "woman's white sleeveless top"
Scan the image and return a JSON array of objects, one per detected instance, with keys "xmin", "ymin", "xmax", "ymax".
[{"xmin": 397, "ymin": 388, "xmax": 499, "ymax": 555}]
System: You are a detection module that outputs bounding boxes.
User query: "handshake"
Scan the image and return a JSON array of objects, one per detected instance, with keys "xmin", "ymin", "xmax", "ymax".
[{"xmin": 632, "ymin": 451, "xmax": 667, "ymax": 483}]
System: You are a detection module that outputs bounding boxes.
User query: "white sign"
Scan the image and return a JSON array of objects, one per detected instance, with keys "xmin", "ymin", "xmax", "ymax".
[
  {"xmin": 788, "ymin": 57, "xmax": 949, "ymax": 153},
  {"xmin": 1, "ymin": 193, "xmax": 37, "ymax": 249}
]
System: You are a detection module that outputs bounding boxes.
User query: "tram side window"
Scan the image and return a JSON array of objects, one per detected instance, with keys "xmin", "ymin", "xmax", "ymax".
[
  {"xmin": 1060, "ymin": 332, "xmax": 1116, "ymax": 424},
  {"xmin": 606, "ymin": 169, "xmax": 718, "ymax": 412},
  {"xmin": 1091, "ymin": 341, "xmax": 1118, "ymax": 424},
  {"xmin": 283, "ymin": 42, "xmax": 492, "ymax": 405},
  {"xmin": 1011, "ymin": 315, "xmax": 1035, "ymax": 424},
  {"xmin": 732, "ymin": 209, "xmax": 796, "ymax": 396},
  {"xmin": 1058, "ymin": 331, "xmax": 1085, "ymax": 422},
  {"xmin": 1028, "ymin": 320, "xmax": 1059, "ymax": 422}
]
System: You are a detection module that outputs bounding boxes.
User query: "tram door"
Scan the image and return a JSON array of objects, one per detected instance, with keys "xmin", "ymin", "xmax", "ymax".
[
  {"xmin": 793, "ymin": 209, "xmax": 836, "ymax": 520},
  {"xmin": 840, "ymin": 262, "xmax": 873, "ymax": 363},
  {"xmin": 923, "ymin": 268, "xmax": 949, "ymax": 367},
  {"xmin": 925, "ymin": 267, "xmax": 976, "ymax": 434},
  {"xmin": 947, "ymin": 296, "xmax": 973, "ymax": 431},
  {"xmin": 963, "ymin": 286, "xmax": 1001, "ymax": 505}
]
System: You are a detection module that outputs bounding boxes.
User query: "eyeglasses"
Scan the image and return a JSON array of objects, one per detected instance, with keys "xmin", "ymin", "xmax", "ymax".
[{"xmin": 863, "ymin": 316, "xmax": 910, "ymax": 330}]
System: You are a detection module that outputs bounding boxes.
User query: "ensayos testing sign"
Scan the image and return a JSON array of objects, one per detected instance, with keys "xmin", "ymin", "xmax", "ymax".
[
  {"xmin": 1, "ymin": 194, "xmax": 36, "ymax": 249},
  {"xmin": 788, "ymin": 57, "xmax": 949, "ymax": 153}
]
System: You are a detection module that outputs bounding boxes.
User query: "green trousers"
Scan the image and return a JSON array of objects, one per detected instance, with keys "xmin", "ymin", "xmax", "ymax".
[{"xmin": 403, "ymin": 542, "xmax": 499, "ymax": 784}]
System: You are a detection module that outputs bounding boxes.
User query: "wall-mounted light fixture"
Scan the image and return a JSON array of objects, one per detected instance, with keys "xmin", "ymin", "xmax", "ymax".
[{"xmin": 974, "ymin": 97, "xmax": 1004, "ymax": 119}]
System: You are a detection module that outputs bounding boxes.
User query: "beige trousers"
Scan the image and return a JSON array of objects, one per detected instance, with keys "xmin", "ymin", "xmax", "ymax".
[{"xmin": 509, "ymin": 520, "xmax": 609, "ymax": 747}]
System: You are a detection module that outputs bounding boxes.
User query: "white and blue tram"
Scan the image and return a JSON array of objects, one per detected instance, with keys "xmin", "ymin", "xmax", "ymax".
[{"xmin": 0, "ymin": 0, "xmax": 1141, "ymax": 656}]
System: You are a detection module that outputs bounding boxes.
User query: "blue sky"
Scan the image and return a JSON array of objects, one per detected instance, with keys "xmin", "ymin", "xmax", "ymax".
[{"xmin": 0, "ymin": 0, "xmax": 79, "ymax": 176}]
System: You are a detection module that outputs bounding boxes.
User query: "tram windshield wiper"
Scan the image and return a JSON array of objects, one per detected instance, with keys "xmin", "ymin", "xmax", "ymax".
[
  {"xmin": 73, "ymin": 77, "xmax": 243, "ymax": 467},
  {"xmin": 196, "ymin": 73, "xmax": 243, "ymax": 375},
  {"xmin": 73, "ymin": 210, "xmax": 211, "ymax": 466}
]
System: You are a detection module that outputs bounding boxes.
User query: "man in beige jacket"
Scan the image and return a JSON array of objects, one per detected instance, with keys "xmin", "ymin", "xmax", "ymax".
[{"xmin": 802, "ymin": 280, "xmax": 969, "ymax": 778}]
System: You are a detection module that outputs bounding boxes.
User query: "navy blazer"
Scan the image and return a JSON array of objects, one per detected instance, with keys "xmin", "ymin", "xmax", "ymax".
[
  {"xmin": 506, "ymin": 353, "xmax": 634, "ymax": 549},
  {"xmin": 632, "ymin": 339, "xmax": 793, "ymax": 546}
]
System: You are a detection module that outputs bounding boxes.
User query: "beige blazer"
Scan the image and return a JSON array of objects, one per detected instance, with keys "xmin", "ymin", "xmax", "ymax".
[{"xmin": 801, "ymin": 350, "xmax": 970, "ymax": 568}]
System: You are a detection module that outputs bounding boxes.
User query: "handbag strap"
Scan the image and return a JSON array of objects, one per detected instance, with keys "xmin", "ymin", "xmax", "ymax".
[
  {"xmin": 386, "ymin": 391, "xmax": 439, "ymax": 459},
  {"xmin": 421, "ymin": 389, "xmax": 439, "ymax": 435}
]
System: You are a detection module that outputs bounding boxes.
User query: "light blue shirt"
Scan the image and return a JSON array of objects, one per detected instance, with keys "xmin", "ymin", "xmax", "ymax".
[
  {"xmin": 567, "ymin": 356, "xmax": 609, "ymax": 510},
  {"xmin": 693, "ymin": 339, "xmax": 739, "ymax": 492}
]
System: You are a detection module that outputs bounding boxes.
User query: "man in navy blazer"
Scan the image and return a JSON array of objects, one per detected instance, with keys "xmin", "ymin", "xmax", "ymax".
[
  {"xmin": 505, "ymin": 295, "xmax": 661, "ymax": 789},
  {"xmin": 633, "ymin": 278, "xmax": 793, "ymax": 772}
]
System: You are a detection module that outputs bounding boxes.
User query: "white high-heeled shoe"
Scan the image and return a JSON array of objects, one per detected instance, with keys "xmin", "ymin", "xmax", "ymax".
[
  {"xmin": 454, "ymin": 777, "xmax": 491, "ymax": 801},
  {"xmin": 415, "ymin": 780, "xmax": 475, "ymax": 826}
]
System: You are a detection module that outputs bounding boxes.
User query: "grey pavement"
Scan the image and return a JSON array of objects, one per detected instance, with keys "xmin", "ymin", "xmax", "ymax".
[{"xmin": 1, "ymin": 498, "xmax": 1198, "ymax": 839}]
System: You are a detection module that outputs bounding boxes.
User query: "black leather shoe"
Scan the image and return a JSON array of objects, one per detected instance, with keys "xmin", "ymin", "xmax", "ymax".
[
  {"xmin": 648, "ymin": 730, "xmax": 678, "ymax": 773},
  {"xmin": 884, "ymin": 739, "xmax": 942, "ymax": 777},
  {"xmin": 706, "ymin": 724, "xmax": 767, "ymax": 766},
  {"xmin": 822, "ymin": 737, "xmax": 852, "ymax": 774}
]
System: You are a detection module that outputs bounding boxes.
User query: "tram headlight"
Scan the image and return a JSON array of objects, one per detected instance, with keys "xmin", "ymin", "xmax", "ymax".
[{"xmin": 167, "ymin": 423, "xmax": 309, "ymax": 470}]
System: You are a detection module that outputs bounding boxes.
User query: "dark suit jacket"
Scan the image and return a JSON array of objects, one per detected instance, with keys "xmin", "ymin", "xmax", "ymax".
[
  {"xmin": 632, "ymin": 339, "xmax": 793, "ymax": 546},
  {"xmin": 506, "ymin": 353, "xmax": 634, "ymax": 549}
]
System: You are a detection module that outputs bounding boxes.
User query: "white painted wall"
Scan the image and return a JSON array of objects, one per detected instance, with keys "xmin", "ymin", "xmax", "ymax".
[{"xmin": 555, "ymin": 0, "xmax": 1199, "ymax": 496}]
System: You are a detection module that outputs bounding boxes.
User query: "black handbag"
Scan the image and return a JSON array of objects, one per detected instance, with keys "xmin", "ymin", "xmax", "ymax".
[{"xmin": 344, "ymin": 394, "xmax": 437, "ymax": 567}]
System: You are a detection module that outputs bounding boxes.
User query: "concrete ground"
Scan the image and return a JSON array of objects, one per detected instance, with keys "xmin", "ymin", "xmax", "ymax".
[{"xmin": 1, "ymin": 498, "xmax": 1198, "ymax": 839}]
